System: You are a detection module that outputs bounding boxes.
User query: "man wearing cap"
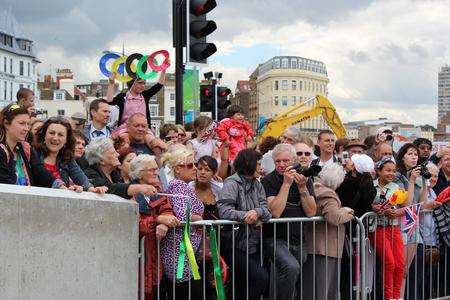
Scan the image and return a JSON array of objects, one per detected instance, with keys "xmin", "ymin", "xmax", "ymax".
[
  {"xmin": 344, "ymin": 139, "xmax": 367, "ymax": 157},
  {"xmin": 70, "ymin": 112, "xmax": 87, "ymax": 132},
  {"xmin": 84, "ymin": 98, "xmax": 112, "ymax": 144}
]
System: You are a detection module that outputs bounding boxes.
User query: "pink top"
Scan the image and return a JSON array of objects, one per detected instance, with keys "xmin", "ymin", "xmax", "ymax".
[{"xmin": 120, "ymin": 91, "xmax": 146, "ymax": 125}]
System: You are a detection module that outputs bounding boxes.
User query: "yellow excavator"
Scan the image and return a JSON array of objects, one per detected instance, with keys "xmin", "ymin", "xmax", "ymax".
[{"xmin": 258, "ymin": 95, "xmax": 347, "ymax": 139}]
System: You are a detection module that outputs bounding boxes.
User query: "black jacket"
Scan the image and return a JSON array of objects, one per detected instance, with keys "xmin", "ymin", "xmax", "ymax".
[
  {"xmin": 110, "ymin": 83, "xmax": 163, "ymax": 127},
  {"xmin": 0, "ymin": 142, "xmax": 57, "ymax": 187},
  {"xmin": 84, "ymin": 163, "xmax": 130, "ymax": 199},
  {"xmin": 336, "ymin": 172, "xmax": 376, "ymax": 218}
]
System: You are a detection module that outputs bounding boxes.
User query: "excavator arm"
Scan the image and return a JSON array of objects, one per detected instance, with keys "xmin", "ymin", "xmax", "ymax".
[{"xmin": 259, "ymin": 95, "xmax": 346, "ymax": 139}]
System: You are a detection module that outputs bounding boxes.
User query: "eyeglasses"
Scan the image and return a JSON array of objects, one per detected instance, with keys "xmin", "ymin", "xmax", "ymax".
[
  {"xmin": 178, "ymin": 133, "xmax": 186, "ymax": 138},
  {"xmin": 419, "ymin": 145, "xmax": 431, "ymax": 150},
  {"xmin": 178, "ymin": 163, "xmax": 195, "ymax": 169},
  {"xmin": 296, "ymin": 151, "xmax": 311, "ymax": 157}
]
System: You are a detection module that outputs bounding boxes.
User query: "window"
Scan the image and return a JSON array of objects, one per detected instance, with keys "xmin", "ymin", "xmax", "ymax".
[
  {"xmin": 57, "ymin": 109, "xmax": 65, "ymax": 116},
  {"xmin": 150, "ymin": 106, "xmax": 158, "ymax": 117},
  {"xmin": 27, "ymin": 62, "xmax": 30, "ymax": 77},
  {"xmin": 273, "ymin": 59, "xmax": 280, "ymax": 68},
  {"xmin": 3, "ymin": 57, "xmax": 6, "ymax": 72},
  {"xmin": 299, "ymin": 81, "xmax": 302, "ymax": 90},
  {"xmin": 19, "ymin": 61, "xmax": 24, "ymax": 76},
  {"xmin": 292, "ymin": 59, "xmax": 298, "ymax": 69},
  {"xmin": 33, "ymin": 65, "xmax": 35, "ymax": 76},
  {"xmin": 274, "ymin": 96, "xmax": 279, "ymax": 106},
  {"xmin": 3, "ymin": 81, "xmax": 6, "ymax": 100},
  {"xmin": 170, "ymin": 106, "xmax": 175, "ymax": 116},
  {"xmin": 19, "ymin": 84, "xmax": 23, "ymax": 89},
  {"xmin": 10, "ymin": 82, "xmax": 12, "ymax": 100},
  {"xmin": 55, "ymin": 93, "xmax": 63, "ymax": 100},
  {"xmin": 10, "ymin": 58, "xmax": 13, "ymax": 74},
  {"xmin": 274, "ymin": 80, "xmax": 279, "ymax": 90},
  {"xmin": 281, "ymin": 80, "xmax": 288, "ymax": 90},
  {"xmin": 281, "ymin": 58, "xmax": 289, "ymax": 68},
  {"xmin": 282, "ymin": 96, "xmax": 288, "ymax": 106},
  {"xmin": 292, "ymin": 96, "xmax": 296, "ymax": 105},
  {"xmin": 292, "ymin": 80, "xmax": 297, "ymax": 90},
  {"xmin": 170, "ymin": 93, "xmax": 175, "ymax": 101}
]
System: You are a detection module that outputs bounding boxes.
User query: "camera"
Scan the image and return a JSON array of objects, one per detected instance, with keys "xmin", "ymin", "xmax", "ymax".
[
  {"xmin": 385, "ymin": 134, "xmax": 393, "ymax": 141},
  {"xmin": 293, "ymin": 164, "xmax": 322, "ymax": 177},
  {"xmin": 413, "ymin": 163, "xmax": 431, "ymax": 179}
]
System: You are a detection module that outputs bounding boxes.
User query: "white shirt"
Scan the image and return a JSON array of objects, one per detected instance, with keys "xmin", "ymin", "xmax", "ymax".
[
  {"xmin": 89, "ymin": 124, "xmax": 110, "ymax": 139},
  {"xmin": 318, "ymin": 156, "xmax": 334, "ymax": 167}
]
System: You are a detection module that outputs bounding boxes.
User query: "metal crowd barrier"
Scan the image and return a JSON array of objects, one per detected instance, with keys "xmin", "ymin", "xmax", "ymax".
[
  {"xmin": 138, "ymin": 213, "xmax": 449, "ymax": 300},
  {"xmin": 358, "ymin": 211, "xmax": 450, "ymax": 300},
  {"xmin": 138, "ymin": 217, "xmax": 367, "ymax": 300}
]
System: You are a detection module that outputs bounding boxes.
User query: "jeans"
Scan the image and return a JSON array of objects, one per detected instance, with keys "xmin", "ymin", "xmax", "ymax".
[
  {"xmin": 264, "ymin": 238, "xmax": 306, "ymax": 300},
  {"xmin": 223, "ymin": 249, "xmax": 269, "ymax": 300}
]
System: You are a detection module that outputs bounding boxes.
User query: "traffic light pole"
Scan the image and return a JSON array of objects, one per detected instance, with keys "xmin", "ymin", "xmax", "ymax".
[
  {"xmin": 174, "ymin": 0, "xmax": 184, "ymax": 125},
  {"xmin": 214, "ymin": 83, "xmax": 218, "ymax": 121}
]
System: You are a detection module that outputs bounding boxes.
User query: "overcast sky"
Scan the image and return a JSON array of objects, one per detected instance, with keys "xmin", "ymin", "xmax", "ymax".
[{"xmin": 4, "ymin": 0, "xmax": 450, "ymax": 125}]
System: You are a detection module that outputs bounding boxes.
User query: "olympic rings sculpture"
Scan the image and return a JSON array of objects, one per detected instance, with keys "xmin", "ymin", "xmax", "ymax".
[{"xmin": 99, "ymin": 50, "xmax": 170, "ymax": 82}]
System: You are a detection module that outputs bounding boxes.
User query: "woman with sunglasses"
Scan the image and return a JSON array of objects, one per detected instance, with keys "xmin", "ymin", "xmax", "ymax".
[
  {"xmin": 159, "ymin": 123, "xmax": 180, "ymax": 145},
  {"xmin": 294, "ymin": 141, "xmax": 314, "ymax": 168},
  {"xmin": 0, "ymin": 104, "xmax": 61, "ymax": 187},
  {"xmin": 159, "ymin": 146, "xmax": 204, "ymax": 299},
  {"xmin": 34, "ymin": 117, "xmax": 107, "ymax": 193}
]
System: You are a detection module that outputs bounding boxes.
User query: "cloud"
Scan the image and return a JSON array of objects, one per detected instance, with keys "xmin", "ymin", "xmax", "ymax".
[{"xmin": 4, "ymin": 0, "xmax": 449, "ymax": 126}]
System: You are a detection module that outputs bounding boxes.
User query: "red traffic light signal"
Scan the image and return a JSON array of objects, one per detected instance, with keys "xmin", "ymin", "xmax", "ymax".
[
  {"xmin": 217, "ymin": 87, "xmax": 231, "ymax": 98},
  {"xmin": 201, "ymin": 85, "xmax": 214, "ymax": 97},
  {"xmin": 188, "ymin": 0, "xmax": 217, "ymax": 64}
]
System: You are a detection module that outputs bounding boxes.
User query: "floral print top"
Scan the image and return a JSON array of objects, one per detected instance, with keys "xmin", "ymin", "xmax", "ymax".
[{"xmin": 160, "ymin": 179, "xmax": 204, "ymax": 282}]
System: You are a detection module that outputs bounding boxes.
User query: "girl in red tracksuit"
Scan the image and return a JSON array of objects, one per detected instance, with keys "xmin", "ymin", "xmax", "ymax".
[
  {"xmin": 371, "ymin": 156, "xmax": 408, "ymax": 300},
  {"xmin": 216, "ymin": 105, "xmax": 254, "ymax": 162}
]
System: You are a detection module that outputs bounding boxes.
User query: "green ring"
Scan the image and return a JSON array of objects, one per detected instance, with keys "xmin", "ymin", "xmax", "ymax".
[{"xmin": 136, "ymin": 55, "xmax": 158, "ymax": 80}]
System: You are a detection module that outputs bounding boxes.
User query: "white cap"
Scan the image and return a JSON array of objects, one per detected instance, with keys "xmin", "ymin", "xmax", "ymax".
[{"xmin": 351, "ymin": 154, "xmax": 375, "ymax": 174}]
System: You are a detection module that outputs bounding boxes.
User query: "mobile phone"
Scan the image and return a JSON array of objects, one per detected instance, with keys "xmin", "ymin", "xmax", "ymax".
[{"xmin": 342, "ymin": 151, "xmax": 349, "ymax": 165}]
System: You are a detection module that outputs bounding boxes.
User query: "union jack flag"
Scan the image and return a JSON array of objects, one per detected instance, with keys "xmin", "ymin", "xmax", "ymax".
[{"xmin": 403, "ymin": 203, "xmax": 421, "ymax": 238}]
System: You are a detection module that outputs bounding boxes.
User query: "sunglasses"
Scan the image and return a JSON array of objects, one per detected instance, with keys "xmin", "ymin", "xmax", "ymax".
[
  {"xmin": 164, "ymin": 136, "xmax": 178, "ymax": 142},
  {"xmin": 9, "ymin": 104, "xmax": 21, "ymax": 111},
  {"xmin": 296, "ymin": 151, "xmax": 311, "ymax": 157},
  {"xmin": 178, "ymin": 163, "xmax": 195, "ymax": 169}
]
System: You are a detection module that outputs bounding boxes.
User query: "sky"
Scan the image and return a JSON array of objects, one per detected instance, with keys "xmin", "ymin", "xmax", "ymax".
[{"xmin": 3, "ymin": 0, "xmax": 450, "ymax": 126}]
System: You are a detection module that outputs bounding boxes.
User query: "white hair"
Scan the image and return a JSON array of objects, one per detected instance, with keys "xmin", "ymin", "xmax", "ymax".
[
  {"xmin": 318, "ymin": 163, "xmax": 346, "ymax": 190},
  {"xmin": 84, "ymin": 137, "xmax": 115, "ymax": 165},
  {"xmin": 272, "ymin": 143, "xmax": 297, "ymax": 161},
  {"xmin": 128, "ymin": 154, "xmax": 157, "ymax": 181},
  {"xmin": 283, "ymin": 126, "xmax": 302, "ymax": 143},
  {"xmin": 426, "ymin": 162, "xmax": 439, "ymax": 174}
]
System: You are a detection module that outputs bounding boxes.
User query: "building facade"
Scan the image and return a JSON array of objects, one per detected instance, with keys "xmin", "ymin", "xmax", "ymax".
[
  {"xmin": 0, "ymin": 10, "xmax": 39, "ymax": 107},
  {"xmin": 256, "ymin": 56, "xmax": 330, "ymax": 132},
  {"xmin": 438, "ymin": 65, "xmax": 450, "ymax": 122}
]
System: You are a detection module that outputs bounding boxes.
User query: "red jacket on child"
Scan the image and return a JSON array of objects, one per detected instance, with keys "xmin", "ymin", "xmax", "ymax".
[{"xmin": 216, "ymin": 118, "xmax": 254, "ymax": 162}]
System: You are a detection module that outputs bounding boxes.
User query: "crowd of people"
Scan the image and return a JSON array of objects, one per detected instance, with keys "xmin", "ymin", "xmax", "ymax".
[{"xmin": 1, "ymin": 77, "xmax": 449, "ymax": 300}]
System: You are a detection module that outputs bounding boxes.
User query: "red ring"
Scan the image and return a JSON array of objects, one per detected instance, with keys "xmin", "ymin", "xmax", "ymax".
[{"xmin": 147, "ymin": 50, "xmax": 170, "ymax": 72}]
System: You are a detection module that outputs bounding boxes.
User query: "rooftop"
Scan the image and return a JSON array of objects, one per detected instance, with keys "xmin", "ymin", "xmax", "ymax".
[
  {"xmin": 258, "ymin": 56, "xmax": 328, "ymax": 77},
  {"xmin": 0, "ymin": 8, "xmax": 38, "ymax": 60}
]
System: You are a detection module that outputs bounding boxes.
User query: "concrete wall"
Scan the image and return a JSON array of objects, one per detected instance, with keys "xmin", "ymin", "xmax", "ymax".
[{"xmin": 0, "ymin": 184, "xmax": 138, "ymax": 300}]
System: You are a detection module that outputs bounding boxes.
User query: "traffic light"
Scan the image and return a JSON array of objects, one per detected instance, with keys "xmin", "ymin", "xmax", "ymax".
[
  {"xmin": 217, "ymin": 86, "xmax": 231, "ymax": 121},
  {"xmin": 187, "ymin": 0, "xmax": 217, "ymax": 64},
  {"xmin": 200, "ymin": 84, "xmax": 215, "ymax": 116}
]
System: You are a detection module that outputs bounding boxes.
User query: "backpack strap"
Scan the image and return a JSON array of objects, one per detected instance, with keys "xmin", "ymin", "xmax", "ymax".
[{"xmin": 20, "ymin": 141, "xmax": 31, "ymax": 161}]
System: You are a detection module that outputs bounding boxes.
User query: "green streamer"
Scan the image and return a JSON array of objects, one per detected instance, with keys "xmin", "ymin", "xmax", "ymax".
[{"xmin": 209, "ymin": 226, "xmax": 226, "ymax": 300}]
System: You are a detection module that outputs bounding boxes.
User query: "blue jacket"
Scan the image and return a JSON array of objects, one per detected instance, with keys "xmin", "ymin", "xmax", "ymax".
[{"xmin": 37, "ymin": 150, "xmax": 91, "ymax": 191}]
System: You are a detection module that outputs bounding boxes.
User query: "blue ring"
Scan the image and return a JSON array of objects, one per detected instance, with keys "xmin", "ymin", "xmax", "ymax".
[{"xmin": 99, "ymin": 53, "xmax": 121, "ymax": 77}]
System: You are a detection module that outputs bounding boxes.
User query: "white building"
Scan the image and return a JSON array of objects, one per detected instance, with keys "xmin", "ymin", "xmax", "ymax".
[
  {"xmin": 164, "ymin": 84, "xmax": 176, "ymax": 124},
  {"xmin": 0, "ymin": 9, "xmax": 39, "ymax": 107}
]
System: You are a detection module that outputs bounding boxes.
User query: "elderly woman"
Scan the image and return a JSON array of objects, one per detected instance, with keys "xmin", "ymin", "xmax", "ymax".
[
  {"xmin": 294, "ymin": 140, "xmax": 314, "ymax": 167},
  {"xmin": 159, "ymin": 147, "xmax": 204, "ymax": 299},
  {"xmin": 218, "ymin": 148, "xmax": 271, "ymax": 300},
  {"xmin": 303, "ymin": 163, "xmax": 354, "ymax": 300},
  {"xmin": 189, "ymin": 155, "xmax": 223, "ymax": 220},
  {"xmin": 84, "ymin": 137, "xmax": 157, "ymax": 199},
  {"xmin": 128, "ymin": 154, "xmax": 180, "ymax": 300}
]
